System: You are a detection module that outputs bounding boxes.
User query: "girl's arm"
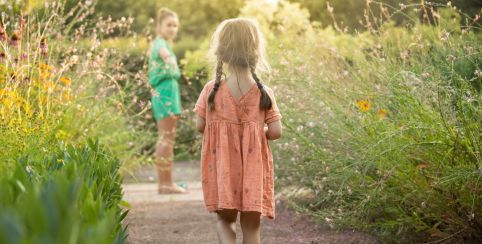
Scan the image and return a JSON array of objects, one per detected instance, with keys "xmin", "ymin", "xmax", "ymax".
[
  {"xmin": 196, "ymin": 115, "xmax": 206, "ymax": 134},
  {"xmin": 194, "ymin": 84, "xmax": 209, "ymax": 133},
  {"xmin": 148, "ymin": 41, "xmax": 179, "ymax": 87},
  {"xmin": 158, "ymin": 47, "xmax": 177, "ymax": 65},
  {"xmin": 265, "ymin": 120, "xmax": 282, "ymax": 140},
  {"xmin": 264, "ymin": 86, "xmax": 283, "ymax": 140}
]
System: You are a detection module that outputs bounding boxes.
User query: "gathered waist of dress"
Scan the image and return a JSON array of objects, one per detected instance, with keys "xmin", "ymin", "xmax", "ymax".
[{"xmin": 207, "ymin": 119, "xmax": 261, "ymax": 126}]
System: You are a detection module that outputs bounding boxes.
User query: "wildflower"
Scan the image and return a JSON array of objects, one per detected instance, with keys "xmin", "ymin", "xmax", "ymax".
[
  {"xmin": 376, "ymin": 108, "xmax": 388, "ymax": 119},
  {"xmin": 0, "ymin": 25, "xmax": 7, "ymax": 42},
  {"xmin": 474, "ymin": 69, "xmax": 482, "ymax": 78},
  {"xmin": 62, "ymin": 91, "xmax": 72, "ymax": 102},
  {"xmin": 10, "ymin": 30, "xmax": 20, "ymax": 47},
  {"xmin": 440, "ymin": 31, "xmax": 450, "ymax": 42},
  {"xmin": 70, "ymin": 55, "xmax": 79, "ymax": 63},
  {"xmin": 59, "ymin": 76, "xmax": 71, "ymax": 86},
  {"xmin": 23, "ymin": 103, "xmax": 33, "ymax": 117},
  {"xmin": 55, "ymin": 130, "xmax": 68, "ymax": 140},
  {"xmin": 356, "ymin": 99, "xmax": 371, "ymax": 112},
  {"xmin": 39, "ymin": 63, "xmax": 54, "ymax": 79},
  {"xmin": 400, "ymin": 50, "xmax": 409, "ymax": 60},
  {"xmin": 40, "ymin": 37, "xmax": 48, "ymax": 56},
  {"xmin": 39, "ymin": 63, "xmax": 54, "ymax": 71},
  {"xmin": 421, "ymin": 72, "xmax": 430, "ymax": 78},
  {"xmin": 447, "ymin": 55, "xmax": 456, "ymax": 62},
  {"xmin": 42, "ymin": 81, "xmax": 56, "ymax": 93}
]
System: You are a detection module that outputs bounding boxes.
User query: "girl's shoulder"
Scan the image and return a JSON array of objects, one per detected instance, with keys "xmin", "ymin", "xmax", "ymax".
[
  {"xmin": 151, "ymin": 36, "xmax": 167, "ymax": 47},
  {"xmin": 202, "ymin": 79, "xmax": 216, "ymax": 90},
  {"xmin": 262, "ymin": 84, "xmax": 276, "ymax": 97}
]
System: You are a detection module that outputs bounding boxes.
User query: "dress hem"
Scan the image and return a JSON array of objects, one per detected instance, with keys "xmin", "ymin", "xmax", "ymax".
[
  {"xmin": 154, "ymin": 111, "xmax": 182, "ymax": 122},
  {"xmin": 205, "ymin": 203, "xmax": 275, "ymax": 220}
]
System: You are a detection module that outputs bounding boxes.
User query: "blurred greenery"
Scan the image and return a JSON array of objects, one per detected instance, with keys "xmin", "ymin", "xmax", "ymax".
[
  {"xmin": 0, "ymin": 140, "xmax": 127, "ymax": 243},
  {"xmin": 290, "ymin": 0, "xmax": 482, "ymax": 32},
  {"xmin": 182, "ymin": 0, "xmax": 481, "ymax": 242},
  {"xmin": 1, "ymin": 0, "xmax": 481, "ymax": 243}
]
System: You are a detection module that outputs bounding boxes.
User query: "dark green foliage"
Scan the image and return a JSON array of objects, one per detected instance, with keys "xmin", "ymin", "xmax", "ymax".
[{"xmin": 0, "ymin": 139, "xmax": 128, "ymax": 244}]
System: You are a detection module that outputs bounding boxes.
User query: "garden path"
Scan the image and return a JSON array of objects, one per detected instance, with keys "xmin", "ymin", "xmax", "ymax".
[{"xmin": 122, "ymin": 161, "xmax": 378, "ymax": 244}]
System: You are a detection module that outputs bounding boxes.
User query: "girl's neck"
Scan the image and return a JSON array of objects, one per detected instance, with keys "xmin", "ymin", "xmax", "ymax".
[
  {"xmin": 225, "ymin": 67, "xmax": 255, "ymax": 87},
  {"xmin": 227, "ymin": 64, "xmax": 251, "ymax": 80}
]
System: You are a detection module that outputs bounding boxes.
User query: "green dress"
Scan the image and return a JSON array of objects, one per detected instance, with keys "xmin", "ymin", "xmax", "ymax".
[{"xmin": 148, "ymin": 37, "xmax": 183, "ymax": 121}]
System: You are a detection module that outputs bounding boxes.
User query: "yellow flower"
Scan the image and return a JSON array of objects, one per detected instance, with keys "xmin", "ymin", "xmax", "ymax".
[
  {"xmin": 39, "ymin": 63, "xmax": 54, "ymax": 80},
  {"xmin": 0, "ymin": 89, "xmax": 20, "ymax": 109},
  {"xmin": 59, "ymin": 76, "xmax": 71, "ymax": 86},
  {"xmin": 39, "ymin": 63, "xmax": 54, "ymax": 71},
  {"xmin": 3, "ymin": 97, "xmax": 14, "ymax": 108},
  {"xmin": 377, "ymin": 108, "xmax": 388, "ymax": 119},
  {"xmin": 39, "ymin": 95, "xmax": 47, "ymax": 106},
  {"xmin": 23, "ymin": 103, "xmax": 33, "ymax": 117},
  {"xmin": 55, "ymin": 129, "xmax": 68, "ymax": 140},
  {"xmin": 39, "ymin": 70, "xmax": 51, "ymax": 79},
  {"xmin": 356, "ymin": 99, "xmax": 371, "ymax": 112},
  {"xmin": 62, "ymin": 90, "xmax": 72, "ymax": 102},
  {"xmin": 42, "ymin": 81, "xmax": 56, "ymax": 93}
]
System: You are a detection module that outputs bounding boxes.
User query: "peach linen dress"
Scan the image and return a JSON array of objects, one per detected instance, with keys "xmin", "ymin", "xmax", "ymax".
[{"xmin": 193, "ymin": 78, "xmax": 282, "ymax": 219}]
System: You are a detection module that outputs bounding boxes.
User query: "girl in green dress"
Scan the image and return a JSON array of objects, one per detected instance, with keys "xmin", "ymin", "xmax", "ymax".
[{"xmin": 148, "ymin": 8, "xmax": 186, "ymax": 194}]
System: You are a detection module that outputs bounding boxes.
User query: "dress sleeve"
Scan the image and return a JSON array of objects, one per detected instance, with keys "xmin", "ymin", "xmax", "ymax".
[
  {"xmin": 193, "ymin": 83, "xmax": 210, "ymax": 119},
  {"xmin": 148, "ymin": 39, "xmax": 179, "ymax": 87},
  {"xmin": 265, "ymin": 87, "xmax": 282, "ymax": 124}
]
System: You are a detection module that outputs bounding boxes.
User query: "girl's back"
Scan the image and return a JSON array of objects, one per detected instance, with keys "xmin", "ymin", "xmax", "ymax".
[{"xmin": 193, "ymin": 17, "xmax": 283, "ymax": 244}]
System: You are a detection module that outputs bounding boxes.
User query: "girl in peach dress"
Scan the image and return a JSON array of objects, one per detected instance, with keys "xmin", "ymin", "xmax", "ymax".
[{"xmin": 193, "ymin": 18, "xmax": 283, "ymax": 244}]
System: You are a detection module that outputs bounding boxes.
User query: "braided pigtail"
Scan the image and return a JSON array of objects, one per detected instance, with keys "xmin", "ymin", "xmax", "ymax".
[
  {"xmin": 251, "ymin": 66, "xmax": 272, "ymax": 110},
  {"xmin": 207, "ymin": 60, "xmax": 223, "ymax": 111}
]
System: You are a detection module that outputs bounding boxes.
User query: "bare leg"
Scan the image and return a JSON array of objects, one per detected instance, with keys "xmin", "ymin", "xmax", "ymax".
[
  {"xmin": 156, "ymin": 115, "xmax": 186, "ymax": 194},
  {"xmin": 216, "ymin": 209, "xmax": 238, "ymax": 244},
  {"xmin": 240, "ymin": 211, "xmax": 261, "ymax": 244}
]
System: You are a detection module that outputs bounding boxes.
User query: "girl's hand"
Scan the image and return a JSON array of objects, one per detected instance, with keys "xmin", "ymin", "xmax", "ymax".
[
  {"xmin": 158, "ymin": 47, "xmax": 177, "ymax": 65},
  {"xmin": 264, "ymin": 125, "xmax": 268, "ymax": 135},
  {"xmin": 158, "ymin": 47, "xmax": 171, "ymax": 60},
  {"xmin": 166, "ymin": 56, "xmax": 177, "ymax": 65}
]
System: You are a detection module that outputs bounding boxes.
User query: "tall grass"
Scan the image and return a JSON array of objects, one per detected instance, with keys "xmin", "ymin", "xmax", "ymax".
[
  {"xmin": 0, "ymin": 2, "xmax": 152, "ymax": 243},
  {"xmin": 0, "ymin": 1, "xmax": 151, "ymax": 173},
  {"xmin": 183, "ymin": 0, "xmax": 481, "ymax": 242}
]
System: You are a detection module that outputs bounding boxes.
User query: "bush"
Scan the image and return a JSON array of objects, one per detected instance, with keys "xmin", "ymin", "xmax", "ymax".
[
  {"xmin": 0, "ymin": 1, "xmax": 152, "ymax": 173},
  {"xmin": 0, "ymin": 139, "xmax": 128, "ymax": 244},
  {"xmin": 182, "ymin": 0, "xmax": 482, "ymax": 242},
  {"xmin": 261, "ymin": 3, "xmax": 481, "ymax": 242}
]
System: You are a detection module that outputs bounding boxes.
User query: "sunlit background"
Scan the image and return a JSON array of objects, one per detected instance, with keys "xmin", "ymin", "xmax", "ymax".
[{"xmin": 0, "ymin": 0, "xmax": 481, "ymax": 243}]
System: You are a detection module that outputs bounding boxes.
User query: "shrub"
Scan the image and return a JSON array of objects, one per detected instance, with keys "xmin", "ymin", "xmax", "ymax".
[
  {"xmin": 0, "ymin": 139, "xmax": 128, "ymax": 244},
  {"xmin": 181, "ymin": 0, "xmax": 482, "ymax": 242}
]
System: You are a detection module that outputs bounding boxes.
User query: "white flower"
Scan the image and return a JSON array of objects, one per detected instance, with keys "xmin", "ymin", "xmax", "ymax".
[{"xmin": 474, "ymin": 69, "xmax": 482, "ymax": 78}]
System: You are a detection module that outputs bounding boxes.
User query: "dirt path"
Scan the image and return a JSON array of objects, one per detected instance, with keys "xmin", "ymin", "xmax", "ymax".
[{"xmin": 122, "ymin": 161, "xmax": 378, "ymax": 244}]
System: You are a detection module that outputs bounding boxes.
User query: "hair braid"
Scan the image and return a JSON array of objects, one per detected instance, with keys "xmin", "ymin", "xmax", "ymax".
[
  {"xmin": 250, "ymin": 66, "xmax": 272, "ymax": 110},
  {"xmin": 208, "ymin": 60, "xmax": 224, "ymax": 111}
]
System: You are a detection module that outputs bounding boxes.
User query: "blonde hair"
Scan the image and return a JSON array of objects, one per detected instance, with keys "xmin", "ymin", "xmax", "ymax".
[
  {"xmin": 207, "ymin": 17, "xmax": 272, "ymax": 111},
  {"xmin": 157, "ymin": 7, "xmax": 177, "ymax": 26}
]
